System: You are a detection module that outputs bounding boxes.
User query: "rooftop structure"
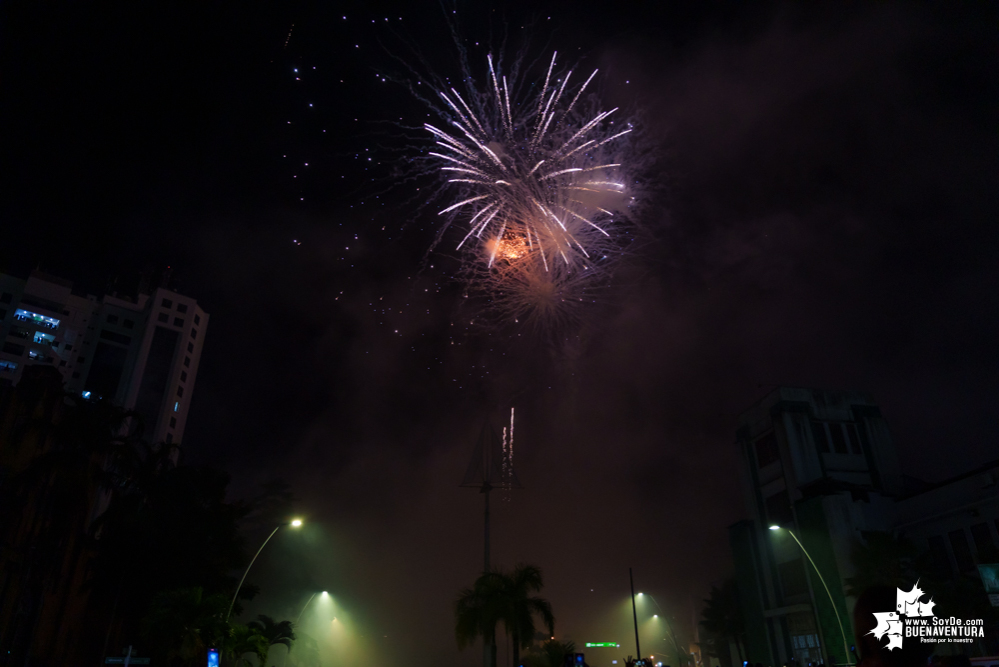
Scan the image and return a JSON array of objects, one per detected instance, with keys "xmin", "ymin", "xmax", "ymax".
[{"xmin": 730, "ymin": 387, "xmax": 998, "ymax": 666}]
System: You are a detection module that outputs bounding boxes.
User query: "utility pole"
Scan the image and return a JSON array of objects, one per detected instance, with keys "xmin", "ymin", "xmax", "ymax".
[
  {"xmin": 461, "ymin": 414, "xmax": 522, "ymax": 667},
  {"xmin": 460, "ymin": 418, "xmax": 521, "ymax": 573},
  {"xmin": 483, "ymin": 481, "xmax": 492, "ymax": 571},
  {"xmin": 630, "ymin": 568, "xmax": 642, "ymax": 662}
]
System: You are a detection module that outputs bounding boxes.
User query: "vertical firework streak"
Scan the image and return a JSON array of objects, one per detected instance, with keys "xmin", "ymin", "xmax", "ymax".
[
  {"xmin": 501, "ymin": 407, "xmax": 514, "ymax": 501},
  {"xmin": 422, "ymin": 52, "xmax": 636, "ymax": 334}
]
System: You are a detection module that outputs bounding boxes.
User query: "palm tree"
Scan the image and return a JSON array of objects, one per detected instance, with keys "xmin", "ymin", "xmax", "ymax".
[
  {"xmin": 226, "ymin": 624, "xmax": 269, "ymax": 667},
  {"xmin": 501, "ymin": 565, "xmax": 555, "ymax": 667},
  {"xmin": 456, "ymin": 570, "xmax": 507, "ymax": 667},
  {"xmin": 247, "ymin": 614, "xmax": 296, "ymax": 667},
  {"xmin": 455, "ymin": 564, "xmax": 555, "ymax": 667}
]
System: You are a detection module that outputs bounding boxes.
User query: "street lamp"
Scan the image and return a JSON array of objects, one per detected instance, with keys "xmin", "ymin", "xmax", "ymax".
[
  {"xmin": 227, "ymin": 518, "xmax": 305, "ymax": 620},
  {"xmin": 768, "ymin": 525, "xmax": 851, "ymax": 665},
  {"xmin": 642, "ymin": 594, "xmax": 685, "ymax": 667}
]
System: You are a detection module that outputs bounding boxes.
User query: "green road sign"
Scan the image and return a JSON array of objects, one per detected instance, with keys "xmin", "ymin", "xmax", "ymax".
[{"xmin": 585, "ymin": 643, "xmax": 620, "ymax": 648}]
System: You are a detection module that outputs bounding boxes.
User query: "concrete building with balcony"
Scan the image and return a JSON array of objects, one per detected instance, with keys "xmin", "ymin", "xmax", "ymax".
[
  {"xmin": 729, "ymin": 387, "xmax": 999, "ymax": 666},
  {"xmin": 0, "ymin": 270, "xmax": 208, "ymax": 444}
]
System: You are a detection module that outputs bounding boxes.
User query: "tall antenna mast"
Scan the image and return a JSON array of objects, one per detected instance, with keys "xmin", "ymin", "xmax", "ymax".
[{"xmin": 460, "ymin": 409, "xmax": 521, "ymax": 572}]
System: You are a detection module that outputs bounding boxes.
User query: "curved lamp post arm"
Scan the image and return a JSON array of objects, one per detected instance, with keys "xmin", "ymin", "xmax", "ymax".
[
  {"xmin": 648, "ymin": 596, "xmax": 684, "ymax": 665},
  {"xmin": 296, "ymin": 592, "xmax": 319, "ymax": 625},
  {"xmin": 227, "ymin": 524, "xmax": 282, "ymax": 621},
  {"xmin": 786, "ymin": 529, "xmax": 852, "ymax": 666}
]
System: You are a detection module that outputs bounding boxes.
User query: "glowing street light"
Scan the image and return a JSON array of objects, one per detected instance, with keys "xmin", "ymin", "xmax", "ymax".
[
  {"xmin": 640, "ymin": 594, "xmax": 683, "ymax": 666},
  {"xmin": 768, "ymin": 524, "xmax": 852, "ymax": 665},
  {"xmin": 227, "ymin": 518, "xmax": 305, "ymax": 620},
  {"xmin": 296, "ymin": 590, "xmax": 330, "ymax": 624}
]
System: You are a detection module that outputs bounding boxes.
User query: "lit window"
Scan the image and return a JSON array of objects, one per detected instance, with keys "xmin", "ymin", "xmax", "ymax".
[
  {"xmin": 14, "ymin": 309, "xmax": 59, "ymax": 330},
  {"xmin": 0, "ymin": 360, "xmax": 17, "ymax": 372},
  {"xmin": 33, "ymin": 331, "xmax": 55, "ymax": 345},
  {"xmin": 82, "ymin": 391, "xmax": 92, "ymax": 399},
  {"xmin": 174, "ymin": 401, "xmax": 179, "ymax": 412}
]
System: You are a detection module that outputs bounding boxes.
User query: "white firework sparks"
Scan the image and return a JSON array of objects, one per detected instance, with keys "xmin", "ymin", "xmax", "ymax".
[
  {"xmin": 426, "ymin": 52, "xmax": 633, "ymax": 273},
  {"xmin": 501, "ymin": 406, "xmax": 514, "ymax": 501}
]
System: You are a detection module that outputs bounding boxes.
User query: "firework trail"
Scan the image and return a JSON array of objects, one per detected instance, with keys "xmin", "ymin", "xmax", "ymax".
[
  {"xmin": 501, "ymin": 406, "xmax": 514, "ymax": 502},
  {"xmin": 416, "ymin": 50, "xmax": 637, "ymax": 337}
]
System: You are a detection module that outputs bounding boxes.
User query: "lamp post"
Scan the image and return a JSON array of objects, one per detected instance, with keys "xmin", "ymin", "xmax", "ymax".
[
  {"xmin": 638, "ymin": 593, "xmax": 685, "ymax": 667},
  {"xmin": 296, "ymin": 591, "xmax": 327, "ymax": 624},
  {"xmin": 227, "ymin": 518, "xmax": 304, "ymax": 621},
  {"xmin": 630, "ymin": 568, "xmax": 642, "ymax": 662},
  {"xmin": 769, "ymin": 525, "xmax": 851, "ymax": 665}
]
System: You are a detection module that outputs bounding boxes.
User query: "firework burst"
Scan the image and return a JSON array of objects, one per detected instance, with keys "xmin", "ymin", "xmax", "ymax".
[
  {"xmin": 401, "ymin": 47, "xmax": 640, "ymax": 340},
  {"xmin": 427, "ymin": 52, "xmax": 632, "ymax": 272}
]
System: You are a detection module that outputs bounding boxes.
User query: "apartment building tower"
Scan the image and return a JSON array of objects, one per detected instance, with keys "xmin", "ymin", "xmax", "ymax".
[{"xmin": 0, "ymin": 270, "xmax": 208, "ymax": 444}]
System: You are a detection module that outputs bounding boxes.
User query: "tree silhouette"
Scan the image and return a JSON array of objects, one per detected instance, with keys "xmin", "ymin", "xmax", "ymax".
[
  {"xmin": 500, "ymin": 565, "xmax": 555, "ymax": 667},
  {"xmin": 247, "ymin": 614, "xmax": 296, "ymax": 667},
  {"xmin": 142, "ymin": 587, "xmax": 230, "ymax": 666},
  {"xmin": 226, "ymin": 623, "xmax": 269, "ymax": 667},
  {"xmin": 699, "ymin": 579, "xmax": 745, "ymax": 667},
  {"xmin": 455, "ymin": 564, "xmax": 555, "ymax": 667}
]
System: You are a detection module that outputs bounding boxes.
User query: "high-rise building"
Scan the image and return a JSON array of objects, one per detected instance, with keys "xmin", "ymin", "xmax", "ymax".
[
  {"xmin": 729, "ymin": 387, "xmax": 999, "ymax": 667},
  {"xmin": 0, "ymin": 270, "xmax": 208, "ymax": 444}
]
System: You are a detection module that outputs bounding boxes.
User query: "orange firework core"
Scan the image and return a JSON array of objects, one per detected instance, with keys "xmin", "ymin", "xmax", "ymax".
[{"xmin": 495, "ymin": 233, "xmax": 530, "ymax": 261}]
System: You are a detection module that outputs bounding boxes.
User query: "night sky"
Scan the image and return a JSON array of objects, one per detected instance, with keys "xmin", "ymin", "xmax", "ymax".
[{"xmin": 2, "ymin": 1, "xmax": 998, "ymax": 664}]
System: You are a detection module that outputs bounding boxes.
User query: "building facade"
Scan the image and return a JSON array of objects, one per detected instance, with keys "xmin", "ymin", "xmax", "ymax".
[
  {"xmin": 0, "ymin": 270, "xmax": 208, "ymax": 444},
  {"xmin": 730, "ymin": 387, "xmax": 999, "ymax": 666}
]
